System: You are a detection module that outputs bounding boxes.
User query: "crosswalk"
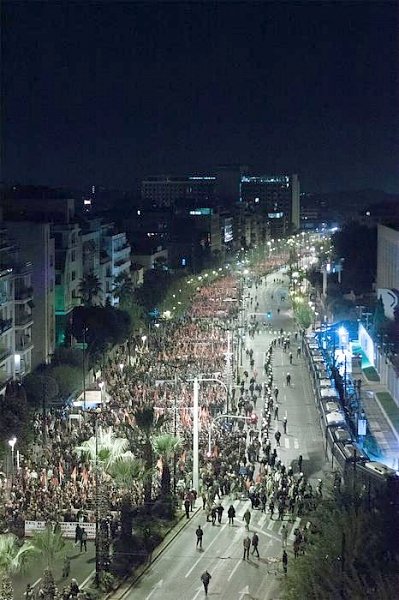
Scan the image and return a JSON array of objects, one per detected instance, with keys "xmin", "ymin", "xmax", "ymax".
[
  {"xmin": 282, "ymin": 436, "xmax": 300, "ymax": 449},
  {"xmin": 223, "ymin": 497, "xmax": 304, "ymax": 545}
]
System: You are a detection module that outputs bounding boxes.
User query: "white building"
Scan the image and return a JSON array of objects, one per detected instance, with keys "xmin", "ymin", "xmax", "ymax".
[
  {"xmin": 7, "ymin": 222, "xmax": 55, "ymax": 368},
  {"xmin": 101, "ymin": 224, "xmax": 131, "ymax": 305},
  {"xmin": 377, "ymin": 224, "xmax": 399, "ymax": 291}
]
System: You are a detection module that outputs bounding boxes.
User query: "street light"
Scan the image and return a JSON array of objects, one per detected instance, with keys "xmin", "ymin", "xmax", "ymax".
[
  {"xmin": 191, "ymin": 376, "xmax": 229, "ymax": 493},
  {"xmin": 8, "ymin": 436, "xmax": 17, "ymax": 480}
]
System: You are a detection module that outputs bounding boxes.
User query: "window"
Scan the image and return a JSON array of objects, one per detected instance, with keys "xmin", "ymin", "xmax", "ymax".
[
  {"xmin": 71, "ymin": 271, "xmax": 76, "ymax": 281},
  {"xmin": 71, "ymin": 250, "xmax": 76, "ymax": 262}
]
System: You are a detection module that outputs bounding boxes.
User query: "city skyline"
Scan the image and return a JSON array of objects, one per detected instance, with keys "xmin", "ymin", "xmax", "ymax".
[{"xmin": 2, "ymin": 1, "xmax": 398, "ymax": 194}]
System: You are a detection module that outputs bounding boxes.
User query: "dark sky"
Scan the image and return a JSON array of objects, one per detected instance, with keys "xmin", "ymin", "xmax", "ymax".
[{"xmin": 2, "ymin": 1, "xmax": 398, "ymax": 193}]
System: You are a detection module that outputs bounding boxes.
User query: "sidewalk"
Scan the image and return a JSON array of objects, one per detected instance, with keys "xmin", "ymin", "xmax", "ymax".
[
  {"xmin": 13, "ymin": 540, "xmax": 95, "ymax": 599},
  {"xmin": 356, "ymin": 365, "xmax": 399, "ymax": 470}
]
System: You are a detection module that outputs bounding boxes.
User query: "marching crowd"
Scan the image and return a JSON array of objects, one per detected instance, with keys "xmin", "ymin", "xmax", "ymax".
[{"xmin": 3, "ymin": 266, "xmax": 318, "ymax": 598}]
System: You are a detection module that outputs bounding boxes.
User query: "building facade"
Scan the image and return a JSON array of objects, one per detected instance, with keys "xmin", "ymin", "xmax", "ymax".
[
  {"xmin": 141, "ymin": 175, "xmax": 216, "ymax": 208},
  {"xmin": 240, "ymin": 174, "xmax": 300, "ymax": 235},
  {"xmin": 101, "ymin": 224, "xmax": 131, "ymax": 305},
  {"xmin": 377, "ymin": 224, "xmax": 399, "ymax": 291},
  {"xmin": 7, "ymin": 222, "xmax": 55, "ymax": 369}
]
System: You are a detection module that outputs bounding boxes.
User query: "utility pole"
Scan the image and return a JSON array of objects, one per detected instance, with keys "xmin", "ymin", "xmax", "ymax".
[{"xmin": 193, "ymin": 377, "xmax": 199, "ymax": 493}]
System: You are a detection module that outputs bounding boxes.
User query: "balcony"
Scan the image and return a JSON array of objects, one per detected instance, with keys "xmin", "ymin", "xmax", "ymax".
[
  {"xmin": 15, "ymin": 313, "xmax": 33, "ymax": 328},
  {"xmin": 15, "ymin": 286, "xmax": 33, "ymax": 302},
  {"xmin": 0, "ymin": 318, "xmax": 13, "ymax": 335},
  {"xmin": 0, "ymin": 372, "xmax": 13, "ymax": 390},
  {"xmin": 114, "ymin": 257, "xmax": 130, "ymax": 269},
  {"xmin": 15, "ymin": 339, "xmax": 33, "ymax": 353},
  {"xmin": 114, "ymin": 243, "xmax": 130, "ymax": 255},
  {"xmin": 0, "ymin": 346, "xmax": 12, "ymax": 362}
]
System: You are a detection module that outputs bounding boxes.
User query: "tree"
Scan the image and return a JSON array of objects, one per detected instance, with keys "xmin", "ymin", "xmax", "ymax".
[
  {"xmin": 113, "ymin": 272, "xmax": 134, "ymax": 304},
  {"xmin": 39, "ymin": 568, "xmax": 56, "ymax": 600},
  {"xmin": 108, "ymin": 457, "xmax": 144, "ymax": 539},
  {"xmin": 129, "ymin": 407, "xmax": 165, "ymax": 508},
  {"xmin": 23, "ymin": 373, "xmax": 59, "ymax": 410},
  {"xmin": 283, "ymin": 492, "xmax": 399, "ymax": 600},
  {"xmin": 75, "ymin": 427, "xmax": 132, "ymax": 473},
  {"xmin": 51, "ymin": 364, "xmax": 82, "ymax": 398},
  {"xmin": 153, "ymin": 433, "xmax": 182, "ymax": 498},
  {"xmin": 70, "ymin": 306, "xmax": 131, "ymax": 362},
  {"xmin": 0, "ymin": 382, "xmax": 31, "ymax": 449},
  {"xmin": 31, "ymin": 523, "xmax": 66, "ymax": 571},
  {"xmin": 78, "ymin": 274, "xmax": 102, "ymax": 306},
  {"xmin": 0, "ymin": 534, "xmax": 35, "ymax": 600}
]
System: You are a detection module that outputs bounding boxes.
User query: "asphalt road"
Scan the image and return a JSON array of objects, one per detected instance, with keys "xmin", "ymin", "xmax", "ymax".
[{"xmin": 121, "ymin": 271, "xmax": 328, "ymax": 600}]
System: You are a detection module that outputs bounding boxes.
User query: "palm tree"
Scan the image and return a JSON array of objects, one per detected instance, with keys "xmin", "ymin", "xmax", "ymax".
[
  {"xmin": 108, "ymin": 456, "xmax": 144, "ymax": 538},
  {"xmin": 0, "ymin": 534, "xmax": 35, "ymax": 600},
  {"xmin": 113, "ymin": 273, "xmax": 134, "ymax": 303},
  {"xmin": 75, "ymin": 426, "xmax": 132, "ymax": 473},
  {"xmin": 153, "ymin": 433, "xmax": 182, "ymax": 497},
  {"xmin": 78, "ymin": 273, "xmax": 102, "ymax": 306},
  {"xmin": 30, "ymin": 523, "xmax": 66, "ymax": 571},
  {"xmin": 131, "ymin": 406, "xmax": 165, "ymax": 508}
]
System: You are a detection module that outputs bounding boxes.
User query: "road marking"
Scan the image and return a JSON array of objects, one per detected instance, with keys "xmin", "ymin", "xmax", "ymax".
[
  {"xmin": 284, "ymin": 437, "xmax": 290, "ymax": 449},
  {"xmin": 32, "ymin": 578, "xmax": 41, "ymax": 589},
  {"xmin": 191, "ymin": 585, "xmax": 204, "ymax": 600},
  {"xmin": 258, "ymin": 513, "xmax": 267, "ymax": 528},
  {"xmin": 267, "ymin": 519, "xmax": 274, "ymax": 530},
  {"xmin": 228, "ymin": 557, "xmax": 242, "ymax": 581},
  {"xmin": 81, "ymin": 569, "xmax": 95, "ymax": 588},
  {"xmin": 294, "ymin": 438, "xmax": 299, "ymax": 449},
  {"xmin": 185, "ymin": 522, "xmax": 228, "ymax": 578},
  {"xmin": 145, "ymin": 579, "xmax": 163, "ymax": 600}
]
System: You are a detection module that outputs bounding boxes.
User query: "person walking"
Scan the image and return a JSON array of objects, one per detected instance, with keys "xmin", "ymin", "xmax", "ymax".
[
  {"xmin": 282, "ymin": 550, "xmax": 288, "ymax": 575},
  {"xmin": 216, "ymin": 503, "xmax": 224, "ymax": 524},
  {"xmin": 298, "ymin": 454, "xmax": 303, "ymax": 473},
  {"xmin": 274, "ymin": 387, "xmax": 279, "ymax": 401},
  {"xmin": 227, "ymin": 504, "xmax": 236, "ymax": 525},
  {"xmin": 74, "ymin": 523, "xmax": 82, "ymax": 545},
  {"xmin": 274, "ymin": 405, "xmax": 279, "ymax": 420},
  {"xmin": 283, "ymin": 416, "xmax": 287, "ymax": 434},
  {"xmin": 184, "ymin": 496, "xmax": 191, "ymax": 519},
  {"xmin": 269, "ymin": 499, "xmax": 275, "ymax": 519},
  {"xmin": 62, "ymin": 555, "xmax": 71, "ymax": 578},
  {"xmin": 289, "ymin": 352, "xmax": 293, "ymax": 364},
  {"xmin": 200, "ymin": 571, "xmax": 211, "ymax": 595},
  {"xmin": 275, "ymin": 430, "xmax": 281, "ymax": 447},
  {"xmin": 196, "ymin": 525, "xmax": 203, "ymax": 549},
  {"xmin": 286, "ymin": 372, "xmax": 291, "ymax": 386},
  {"xmin": 243, "ymin": 536, "xmax": 251, "ymax": 560},
  {"xmin": 281, "ymin": 523, "xmax": 288, "ymax": 548},
  {"xmin": 211, "ymin": 505, "xmax": 217, "ymax": 526},
  {"xmin": 251, "ymin": 532, "xmax": 260, "ymax": 558},
  {"xmin": 243, "ymin": 509, "xmax": 251, "ymax": 530},
  {"xmin": 80, "ymin": 527, "xmax": 87, "ymax": 552}
]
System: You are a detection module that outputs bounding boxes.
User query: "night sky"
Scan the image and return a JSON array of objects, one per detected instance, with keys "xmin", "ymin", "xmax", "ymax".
[{"xmin": 2, "ymin": 1, "xmax": 398, "ymax": 193}]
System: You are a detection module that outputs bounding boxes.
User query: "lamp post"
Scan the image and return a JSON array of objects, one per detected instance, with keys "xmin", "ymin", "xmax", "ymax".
[
  {"xmin": 8, "ymin": 436, "xmax": 16, "ymax": 482},
  {"xmin": 191, "ymin": 376, "xmax": 229, "ymax": 493},
  {"xmin": 95, "ymin": 411, "xmax": 100, "ymax": 586},
  {"xmin": 82, "ymin": 326, "xmax": 88, "ymax": 413}
]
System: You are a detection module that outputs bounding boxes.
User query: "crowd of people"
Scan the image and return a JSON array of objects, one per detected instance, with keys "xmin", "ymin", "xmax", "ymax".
[{"xmin": 3, "ymin": 264, "xmax": 317, "ymax": 596}]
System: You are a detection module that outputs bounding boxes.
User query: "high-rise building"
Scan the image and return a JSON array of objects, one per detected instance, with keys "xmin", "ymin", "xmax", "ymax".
[
  {"xmin": 240, "ymin": 174, "xmax": 300, "ymax": 235},
  {"xmin": 7, "ymin": 221, "xmax": 55, "ymax": 369},
  {"xmin": 141, "ymin": 175, "xmax": 216, "ymax": 208}
]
